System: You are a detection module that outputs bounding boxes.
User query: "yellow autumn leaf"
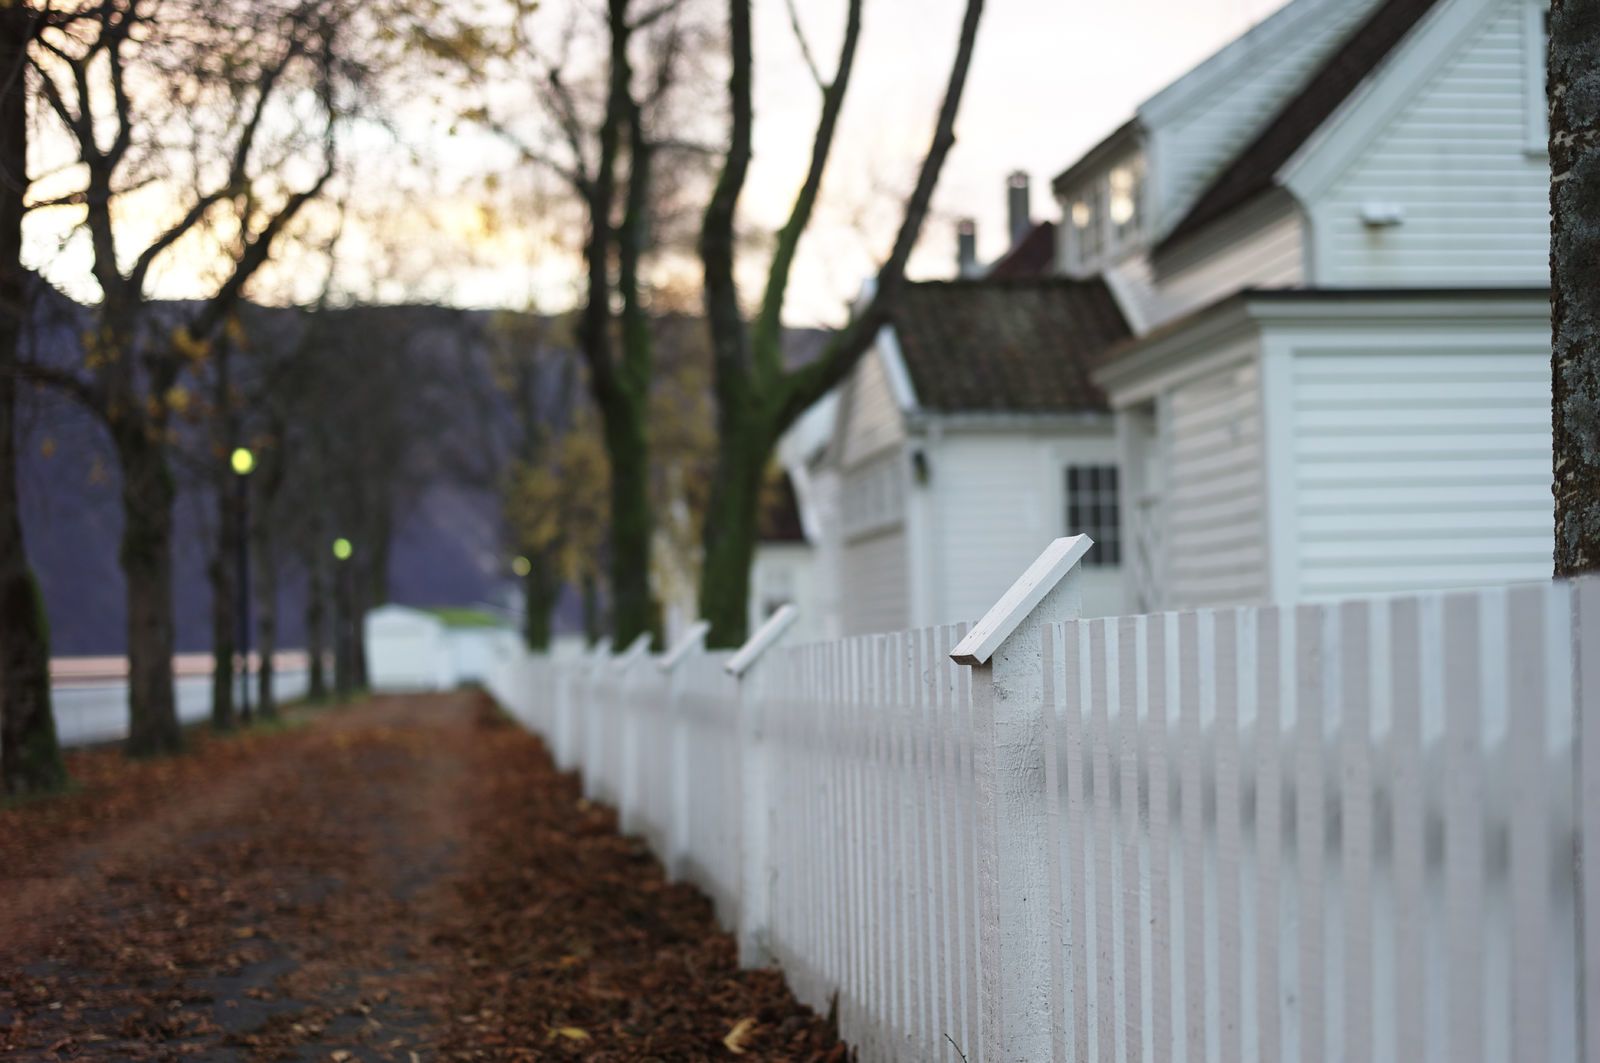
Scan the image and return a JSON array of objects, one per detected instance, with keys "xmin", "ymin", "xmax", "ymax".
[
  {"xmin": 723, "ymin": 1017, "xmax": 757, "ymax": 1055},
  {"xmin": 549, "ymin": 1026, "xmax": 589, "ymax": 1042}
]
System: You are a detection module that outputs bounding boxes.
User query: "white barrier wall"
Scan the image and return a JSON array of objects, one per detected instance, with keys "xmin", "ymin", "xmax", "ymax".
[{"xmin": 485, "ymin": 538, "xmax": 1598, "ymax": 1063}]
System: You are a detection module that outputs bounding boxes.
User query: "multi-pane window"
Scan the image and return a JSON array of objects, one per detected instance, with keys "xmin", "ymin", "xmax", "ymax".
[
  {"xmin": 1109, "ymin": 159, "xmax": 1143, "ymax": 242},
  {"xmin": 1066, "ymin": 465, "xmax": 1122, "ymax": 567}
]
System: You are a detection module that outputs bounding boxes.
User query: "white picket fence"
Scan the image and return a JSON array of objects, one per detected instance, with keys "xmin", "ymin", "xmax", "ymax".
[{"xmin": 486, "ymin": 536, "xmax": 1599, "ymax": 1063}]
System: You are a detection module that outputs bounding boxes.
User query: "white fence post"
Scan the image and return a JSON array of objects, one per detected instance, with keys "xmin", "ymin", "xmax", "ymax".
[
  {"xmin": 727, "ymin": 604, "xmax": 800, "ymax": 969},
  {"xmin": 615, "ymin": 634, "xmax": 655, "ymax": 834},
  {"xmin": 951, "ymin": 535, "xmax": 1091, "ymax": 1063},
  {"xmin": 660, "ymin": 620, "xmax": 710, "ymax": 880}
]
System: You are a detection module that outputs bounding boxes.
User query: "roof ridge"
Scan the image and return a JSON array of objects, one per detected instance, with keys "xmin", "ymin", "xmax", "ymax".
[{"xmin": 1156, "ymin": 0, "xmax": 1443, "ymax": 252}]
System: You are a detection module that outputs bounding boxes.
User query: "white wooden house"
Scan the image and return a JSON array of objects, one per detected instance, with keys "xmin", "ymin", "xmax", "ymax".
[
  {"xmin": 791, "ymin": 0, "xmax": 1551, "ymax": 633},
  {"xmin": 817, "ymin": 279, "xmax": 1134, "ymax": 634},
  {"xmin": 1061, "ymin": 0, "xmax": 1553, "ymax": 610}
]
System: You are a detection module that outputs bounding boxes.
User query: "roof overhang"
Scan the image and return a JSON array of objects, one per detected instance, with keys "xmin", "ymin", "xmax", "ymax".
[
  {"xmin": 906, "ymin": 409, "xmax": 1113, "ymax": 436},
  {"xmin": 1094, "ymin": 286, "xmax": 1552, "ymax": 399},
  {"xmin": 1051, "ymin": 119, "xmax": 1142, "ymax": 196}
]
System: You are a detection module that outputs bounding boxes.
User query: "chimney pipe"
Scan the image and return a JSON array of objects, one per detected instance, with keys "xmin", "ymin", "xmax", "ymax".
[
  {"xmin": 1007, "ymin": 170, "xmax": 1031, "ymax": 248},
  {"xmin": 957, "ymin": 218, "xmax": 978, "ymax": 278}
]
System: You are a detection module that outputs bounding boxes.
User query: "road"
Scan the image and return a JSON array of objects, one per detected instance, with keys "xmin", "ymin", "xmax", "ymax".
[
  {"xmin": 50, "ymin": 655, "xmax": 310, "ymax": 747},
  {"xmin": 0, "ymin": 692, "xmax": 846, "ymax": 1061}
]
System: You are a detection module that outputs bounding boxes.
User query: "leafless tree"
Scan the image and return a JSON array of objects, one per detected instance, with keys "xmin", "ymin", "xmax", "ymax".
[
  {"xmin": 695, "ymin": 0, "xmax": 985, "ymax": 646},
  {"xmin": 16, "ymin": 0, "xmax": 369, "ymax": 754}
]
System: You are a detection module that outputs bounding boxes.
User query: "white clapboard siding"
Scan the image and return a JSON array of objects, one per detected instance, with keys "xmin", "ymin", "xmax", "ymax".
[
  {"xmin": 1291, "ymin": 347, "xmax": 1553, "ymax": 598},
  {"xmin": 1164, "ymin": 360, "xmax": 1269, "ymax": 608},
  {"xmin": 839, "ymin": 345, "xmax": 908, "ymax": 469},
  {"xmin": 1314, "ymin": 0, "xmax": 1548, "ymax": 285},
  {"xmin": 486, "ymin": 566, "xmax": 1598, "ymax": 1063},
  {"xmin": 1152, "ymin": 207, "xmax": 1305, "ymax": 326},
  {"xmin": 840, "ymin": 526, "xmax": 911, "ymax": 637}
]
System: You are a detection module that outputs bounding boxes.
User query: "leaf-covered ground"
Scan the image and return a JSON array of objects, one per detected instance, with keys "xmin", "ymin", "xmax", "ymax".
[{"xmin": 0, "ymin": 692, "xmax": 848, "ymax": 1061}]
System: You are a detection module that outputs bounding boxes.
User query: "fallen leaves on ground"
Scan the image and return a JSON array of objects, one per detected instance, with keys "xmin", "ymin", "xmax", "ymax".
[{"xmin": 0, "ymin": 692, "xmax": 849, "ymax": 1060}]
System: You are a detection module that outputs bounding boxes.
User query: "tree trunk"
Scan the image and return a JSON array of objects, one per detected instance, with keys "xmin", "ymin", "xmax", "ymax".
[
  {"xmin": 305, "ymin": 544, "xmax": 328, "ymax": 701},
  {"xmin": 1551, "ymin": 0, "xmax": 1600, "ymax": 575},
  {"xmin": 334, "ymin": 559, "xmax": 354, "ymax": 701},
  {"xmin": 119, "ymin": 434, "xmax": 182, "ymax": 756},
  {"xmin": 581, "ymin": 572, "xmax": 603, "ymax": 647},
  {"xmin": 208, "ymin": 486, "xmax": 240, "ymax": 730},
  {"xmin": 0, "ymin": 2, "xmax": 66, "ymax": 796},
  {"xmin": 522, "ymin": 551, "xmax": 558, "ymax": 651},
  {"xmin": 256, "ymin": 532, "xmax": 277, "ymax": 719},
  {"xmin": 698, "ymin": 421, "xmax": 768, "ymax": 648},
  {"xmin": 602, "ymin": 400, "xmax": 655, "ymax": 647}
]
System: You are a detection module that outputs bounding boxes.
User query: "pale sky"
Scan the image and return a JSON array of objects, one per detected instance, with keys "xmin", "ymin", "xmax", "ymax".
[
  {"xmin": 745, "ymin": 0, "xmax": 1291, "ymax": 324},
  {"xmin": 24, "ymin": 0, "xmax": 1292, "ymax": 327}
]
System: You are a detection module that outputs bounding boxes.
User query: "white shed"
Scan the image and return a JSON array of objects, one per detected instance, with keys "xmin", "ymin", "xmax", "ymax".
[{"xmin": 364, "ymin": 605, "xmax": 450, "ymax": 692}]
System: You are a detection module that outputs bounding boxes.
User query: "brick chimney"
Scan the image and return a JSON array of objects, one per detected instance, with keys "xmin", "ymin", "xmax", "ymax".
[
  {"xmin": 957, "ymin": 218, "xmax": 979, "ymax": 278},
  {"xmin": 1007, "ymin": 171, "xmax": 1031, "ymax": 248}
]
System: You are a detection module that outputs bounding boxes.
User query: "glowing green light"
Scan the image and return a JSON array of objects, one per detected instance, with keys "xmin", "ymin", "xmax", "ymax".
[
  {"xmin": 332, "ymin": 537, "xmax": 353, "ymax": 561},
  {"xmin": 512, "ymin": 556, "xmax": 532, "ymax": 577},
  {"xmin": 230, "ymin": 447, "xmax": 255, "ymax": 476}
]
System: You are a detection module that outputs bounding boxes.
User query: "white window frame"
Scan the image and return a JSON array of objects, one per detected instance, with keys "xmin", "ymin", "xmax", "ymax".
[{"xmin": 1065, "ymin": 464, "xmax": 1122, "ymax": 569}]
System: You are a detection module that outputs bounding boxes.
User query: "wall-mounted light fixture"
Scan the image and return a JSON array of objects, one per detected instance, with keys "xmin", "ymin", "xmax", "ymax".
[{"xmin": 912, "ymin": 449, "xmax": 930, "ymax": 486}]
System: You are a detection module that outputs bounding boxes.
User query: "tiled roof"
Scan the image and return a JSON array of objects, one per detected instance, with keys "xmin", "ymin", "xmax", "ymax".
[
  {"xmin": 987, "ymin": 221, "xmax": 1057, "ymax": 279},
  {"xmin": 888, "ymin": 277, "xmax": 1131, "ymax": 414},
  {"xmin": 1158, "ymin": 0, "xmax": 1442, "ymax": 251}
]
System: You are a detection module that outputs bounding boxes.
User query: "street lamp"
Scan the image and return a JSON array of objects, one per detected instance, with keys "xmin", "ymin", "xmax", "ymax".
[
  {"xmin": 231, "ymin": 446, "xmax": 254, "ymax": 722},
  {"xmin": 332, "ymin": 536, "xmax": 354, "ymax": 700},
  {"xmin": 512, "ymin": 555, "xmax": 531, "ymax": 577}
]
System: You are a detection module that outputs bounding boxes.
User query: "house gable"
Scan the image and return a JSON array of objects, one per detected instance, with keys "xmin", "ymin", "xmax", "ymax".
[
  {"xmin": 1284, "ymin": 0, "xmax": 1549, "ymax": 285},
  {"xmin": 1138, "ymin": 0, "xmax": 1390, "ymax": 235},
  {"xmin": 833, "ymin": 338, "xmax": 911, "ymax": 470}
]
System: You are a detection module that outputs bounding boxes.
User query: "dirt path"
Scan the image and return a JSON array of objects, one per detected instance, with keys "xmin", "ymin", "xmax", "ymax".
[{"xmin": 0, "ymin": 693, "xmax": 845, "ymax": 1061}]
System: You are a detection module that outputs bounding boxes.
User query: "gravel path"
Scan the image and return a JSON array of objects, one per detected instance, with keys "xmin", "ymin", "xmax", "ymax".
[{"xmin": 0, "ymin": 692, "xmax": 846, "ymax": 1061}]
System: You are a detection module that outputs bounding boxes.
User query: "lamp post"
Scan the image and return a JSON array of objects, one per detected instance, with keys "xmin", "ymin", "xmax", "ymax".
[
  {"xmin": 230, "ymin": 446, "xmax": 255, "ymax": 722},
  {"xmin": 332, "ymin": 537, "xmax": 353, "ymax": 701}
]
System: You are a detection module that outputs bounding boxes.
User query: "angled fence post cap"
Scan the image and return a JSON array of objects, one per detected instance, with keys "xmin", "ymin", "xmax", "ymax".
[
  {"xmin": 659, "ymin": 620, "xmax": 711, "ymax": 672},
  {"xmin": 950, "ymin": 534, "xmax": 1093, "ymax": 666},
  {"xmin": 614, "ymin": 633, "xmax": 652, "ymax": 669},
  {"xmin": 588, "ymin": 636, "xmax": 614, "ymax": 661},
  {"xmin": 726, "ymin": 605, "xmax": 799, "ymax": 678}
]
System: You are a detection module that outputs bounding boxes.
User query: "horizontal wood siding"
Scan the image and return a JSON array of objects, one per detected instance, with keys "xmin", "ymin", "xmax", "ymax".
[
  {"xmin": 1152, "ymin": 209, "xmax": 1305, "ymax": 325},
  {"xmin": 1149, "ymin": 0, "xmax": 1384, "ymax": 231},
  {"xmin": 840, "ymin": 347, "xmax": 906, "ymax": 468},
  {"xmin": 1316, "ymin": 0, "xmax": 1548, "ymax": 285},
  {"xmin": 1164, "ymin": 359, "xmax": 1268, "ymax": 608},
  {"xmin": 1291, "ymin": 345, "xmax": 1553, "ymax": 597},
  {"xmin": 841, "ymin": 528, "xmax": 910, "ymax": 636}
]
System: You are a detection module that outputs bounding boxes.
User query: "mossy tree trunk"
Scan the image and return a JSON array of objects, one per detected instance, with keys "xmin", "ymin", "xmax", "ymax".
[
  {"xmin": 118, "ymin": 430, "xmax": 182, "ymax": 757},
  {"xmin": 0, "ymin": 1, "xmax": 66, "ymax": 795},
  {"xmin": 696, "ymin": 0, "xmax": 983, "ymax": 647},
  {"xmin": 1551, "ymin": 0, "xmax": 1600, "ymax": 575},
  {"xmin": 522, "ymin": 550, "xmax": 559, "ymax": 651}
]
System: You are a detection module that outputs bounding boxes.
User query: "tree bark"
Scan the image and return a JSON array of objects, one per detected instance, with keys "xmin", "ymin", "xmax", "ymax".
[
  {"xmin": 522, "ymin": 551, "xmax": 558, "ymax": 651},
  {"xmin": 1551, "ymin": 0, "xmax": 1600, "ymax": 575},
  {"xmin": 207, "ymin": 484, "xmax": 240, "ymax": 731},
  {"xmin": 600, "ymin": 394, "xmax": 654, "ymax": 646},
  {"xmin": 0, "ymin": 0, "xmax": 66, "ymax": 795},
  {"xmin": 256, "ymin": 532, "xmax": 277, "ymax": 719},
  {"xmin": 304, "ymin": 543, "xmax": 328, "ymax": 701},
  {"xmin": 118, "ymin": 432, "xmax": 182, "ymax": 756},
  {"xmin": 697, "ymin": 421, "xmax": 768, "ymax": 644}
]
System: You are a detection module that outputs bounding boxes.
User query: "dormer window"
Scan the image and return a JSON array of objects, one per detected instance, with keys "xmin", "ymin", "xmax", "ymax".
[
  {"xmin": 1109, "ymin": 159, "xmax": 1143, "ymax": 241},
  {"xmin": 1063, "ymin": 152, "xmax": 1145, "ymax": 273}
]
